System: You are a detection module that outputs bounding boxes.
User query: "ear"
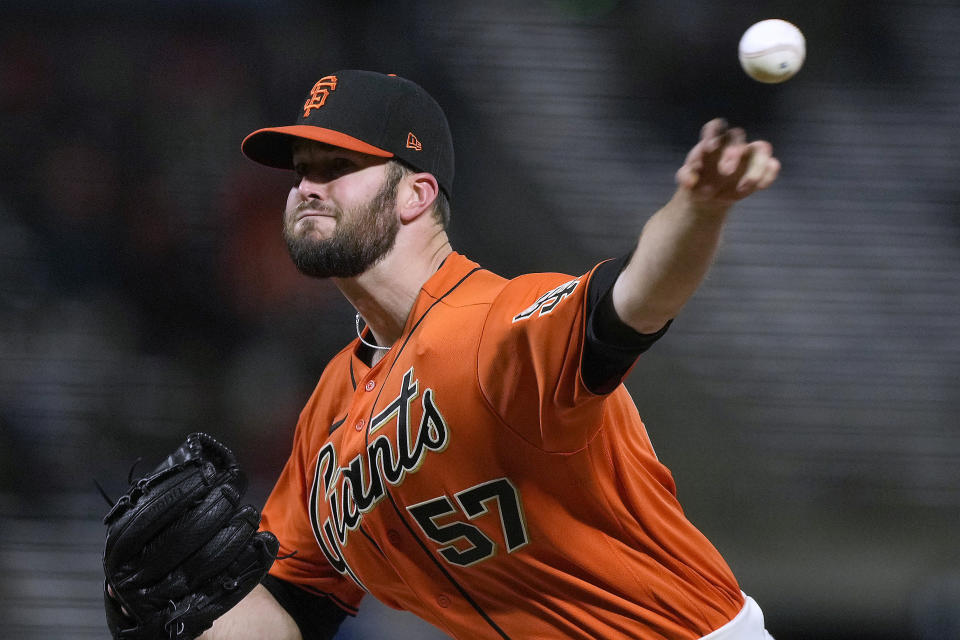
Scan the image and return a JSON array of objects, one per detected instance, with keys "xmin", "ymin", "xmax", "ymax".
[{"xmin": 397, "ymin": 172, "xmax": 439, "ymax": 224}]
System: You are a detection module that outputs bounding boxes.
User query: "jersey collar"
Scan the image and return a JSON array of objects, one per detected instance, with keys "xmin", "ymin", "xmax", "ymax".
[
  {"xmin": 350, "ymin": 252, "xmax": 480, "ymax": 374},
  {"xmin": 419, "ymin": 252, "xmax": 480, "ymax": 302}
]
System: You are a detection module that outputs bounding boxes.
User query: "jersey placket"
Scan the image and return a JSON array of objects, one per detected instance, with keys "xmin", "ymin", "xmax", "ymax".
[{"xmin": 337, "ymin": 358, "xmax": 468, "ymax": 635}]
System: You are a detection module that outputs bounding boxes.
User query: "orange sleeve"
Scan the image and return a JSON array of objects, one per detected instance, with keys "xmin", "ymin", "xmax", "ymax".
[
  {"xmin": 259, "ymin": 391, "xmax": 366, "ymax": 614},
  {"xmin": 477, "ymin": 264, "xmax": 607, "ymax": 453}
]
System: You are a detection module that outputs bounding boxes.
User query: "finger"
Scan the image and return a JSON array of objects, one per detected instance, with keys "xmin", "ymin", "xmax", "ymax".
[
  {"xmin": 683, "ymin": 140, "xmax": 704, "ymax": 167},
  {"xmin": 718, "ymin": 129, "xmax": 748, "ymax": 175},
  {"xmin": 104, "ymin": 581, "xmax": 137, "ymax": 627},
  {"xmin": 690, "ymin": 119, "xmax": 732, "ymax": 161},
  {"xmin": 219, "ymin": 529, "xmax": 279, "ymax": 595},
  {"xmin": 735, "ymin": 141, "xmax": 774, "ymax": 192},
  {"xmin": 183, "ymin": 506, "xmax": 266, "ymax": 590},
  {"xmin": 679, "ymin": 119, "xmax": 733, "ymax": 188},
  {"xmin": 130, "ymin": 504, "xmax": 261, "ymax": 618},
  {"xmin": 106, "ymin": 583, "xmax": 134, "ymax": 617},
  {"xmin": 700, "ymin": 118, "xmax": 728, "ymax": 145},
  {"xmin": 675, "ymin": 163, "xmax": 701, "ymax": 189},
  {"xmin": 754, "ymin": 156, "xmax": 781, "ymax": 191},
  {"xmin": 726, "ymin": 127, "xmax": 746, "ymax": 146},
  {"xmin": 134, "ymin": 478, "xmax": 244, "ymax": 584},
  {"xmin": 105, "ymin": 467, "xmax": 214, "ymax": 575}
]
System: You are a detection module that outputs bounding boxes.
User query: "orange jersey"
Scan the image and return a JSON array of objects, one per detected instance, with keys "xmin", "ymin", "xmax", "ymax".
[{"xmin": 260, "ymin": 252, "xmax": 743, "ymax": 639}]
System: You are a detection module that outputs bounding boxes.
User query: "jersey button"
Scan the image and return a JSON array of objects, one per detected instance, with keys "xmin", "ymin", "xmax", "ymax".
[
  {"xmin": 365, "ymin": 380, "xmax": 376, "ymax": 392},
  {"xmin": 386, "ymin": 529, "xmax": 402, "ymax": 547},
  {"xmin": 355, "ymin": 419, "xmax": 366, "ymax": 431},
  {"xmin": 436, "ymin": 594, "xmax": 451, "ymax": 608}
]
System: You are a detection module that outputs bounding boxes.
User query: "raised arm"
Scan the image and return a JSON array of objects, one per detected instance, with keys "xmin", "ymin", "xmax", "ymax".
[{"xmin": 611, "ymin": 118, "xmax": 780, "ymax": 333}]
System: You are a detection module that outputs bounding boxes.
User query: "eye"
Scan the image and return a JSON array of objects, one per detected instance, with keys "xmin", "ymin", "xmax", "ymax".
[
  {"xmin": 291, "ymin": 156, "xmax": 358, "ymax": 184},
  {"xmin": 329, "ymin": 157, "xmax": 355, "ymax": 175}
]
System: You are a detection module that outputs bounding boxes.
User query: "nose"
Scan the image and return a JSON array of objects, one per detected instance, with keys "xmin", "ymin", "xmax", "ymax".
[{"xmin": 297, "ymin": 175, "xmax": 327, "ymax": 201}]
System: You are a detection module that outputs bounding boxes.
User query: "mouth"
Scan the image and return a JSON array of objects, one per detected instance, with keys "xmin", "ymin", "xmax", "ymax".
[
  {"xmin": 297, "ymin": 211, "xmax": 334, "ymax": 222},
  {"xmin": 294, "ymin": 203, "xmax": 337, "ymax": 223}
]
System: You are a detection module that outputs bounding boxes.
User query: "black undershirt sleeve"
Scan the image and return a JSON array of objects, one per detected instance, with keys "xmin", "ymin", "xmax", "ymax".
[
  {"xmin": 260, "ymin": 574, "xmax": 349, "ymax": 640},
  {"xmin": 582, "ymin": 253, "xmax": 672, "ymax": 395}
]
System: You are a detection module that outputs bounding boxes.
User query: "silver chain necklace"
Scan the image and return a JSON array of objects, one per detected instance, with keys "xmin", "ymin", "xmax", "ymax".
[{"xmin": 355, "ymin": 313, "xmax": 391, "ymax": 351}]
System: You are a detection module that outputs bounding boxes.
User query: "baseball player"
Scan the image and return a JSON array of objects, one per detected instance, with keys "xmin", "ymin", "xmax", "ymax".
[{"xmin": 103, "ymin": 70, "xmax": 780, "ymax": 640}]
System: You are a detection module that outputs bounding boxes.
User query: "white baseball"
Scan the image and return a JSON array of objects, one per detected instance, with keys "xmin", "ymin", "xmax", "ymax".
[{"xmin": 738, "ymin": 19, "xmax": 806, "ymax": 84}]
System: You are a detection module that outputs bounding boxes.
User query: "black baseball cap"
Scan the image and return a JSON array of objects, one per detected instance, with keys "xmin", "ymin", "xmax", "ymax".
[{"xmin": 242, "ymin": 70, "xmax": 454, "ymax": 198}]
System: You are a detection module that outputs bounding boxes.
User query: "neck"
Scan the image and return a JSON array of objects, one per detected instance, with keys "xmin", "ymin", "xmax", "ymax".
[{"xmin": 335, "ymin": 228, "xmax": 452, "ymax": 353}]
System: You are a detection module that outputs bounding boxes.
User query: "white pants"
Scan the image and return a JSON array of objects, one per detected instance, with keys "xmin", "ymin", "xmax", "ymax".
[{"xmin": 698, "ymin": 593, "xmax": 774, "ymax": 640}]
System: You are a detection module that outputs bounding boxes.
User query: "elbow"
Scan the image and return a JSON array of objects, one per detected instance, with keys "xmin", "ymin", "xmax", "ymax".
[{"xmin": 624, "ymin": 315, "xmax": 673, "ymax": 336}]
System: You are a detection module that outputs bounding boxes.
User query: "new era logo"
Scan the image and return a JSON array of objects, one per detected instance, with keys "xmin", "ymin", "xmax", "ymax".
[{"xmin": 406, "ymin": 132, "xmax": 422, "ymax": 151}]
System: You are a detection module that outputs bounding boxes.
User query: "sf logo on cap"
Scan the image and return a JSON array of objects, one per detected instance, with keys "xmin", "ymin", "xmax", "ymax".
[{"xmin": 303, "ymin": 76, "xmax": 338, "ymax": 117}]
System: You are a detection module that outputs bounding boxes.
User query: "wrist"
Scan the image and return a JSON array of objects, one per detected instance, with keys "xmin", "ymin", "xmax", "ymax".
[{"xmin": 672, "ymin": 187, "xmax": 734, "ymax": 220}]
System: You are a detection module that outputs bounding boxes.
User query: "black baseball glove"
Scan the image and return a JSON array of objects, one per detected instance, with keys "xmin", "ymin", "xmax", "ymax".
[{"xmin": 102, "ymin": 432, "xmax": 279, "ymax": 639}]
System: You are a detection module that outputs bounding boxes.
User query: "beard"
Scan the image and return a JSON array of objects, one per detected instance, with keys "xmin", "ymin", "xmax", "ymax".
[{"xmin": 283, "ymin": 165, "xmax": 403, "ymax": 279}]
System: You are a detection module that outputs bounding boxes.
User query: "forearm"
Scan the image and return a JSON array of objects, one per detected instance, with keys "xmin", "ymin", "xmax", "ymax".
[
  {"xmin": 611, "ymin": 187, "xmax": 730, "ymax": 333},
  {"xmin": 199, "ymin": 584, "xmax": 302, "ymax": 640}
]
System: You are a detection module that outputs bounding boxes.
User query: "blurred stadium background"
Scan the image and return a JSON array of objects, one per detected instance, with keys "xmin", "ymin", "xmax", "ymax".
[{"xmin": 1, "ymin": 1, "xmax": 958, "ymax": 638}]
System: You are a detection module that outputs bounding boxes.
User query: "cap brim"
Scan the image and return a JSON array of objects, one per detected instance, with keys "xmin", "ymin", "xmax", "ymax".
[{"xmin": 241, "ymin": 125, "xmax": 394, "ymax": 169}]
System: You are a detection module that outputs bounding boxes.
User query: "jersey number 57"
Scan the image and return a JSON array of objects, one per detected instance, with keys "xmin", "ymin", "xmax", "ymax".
[{"xmin": 407, "ymin": 478, "xmax": 529, "ymax": 567}]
